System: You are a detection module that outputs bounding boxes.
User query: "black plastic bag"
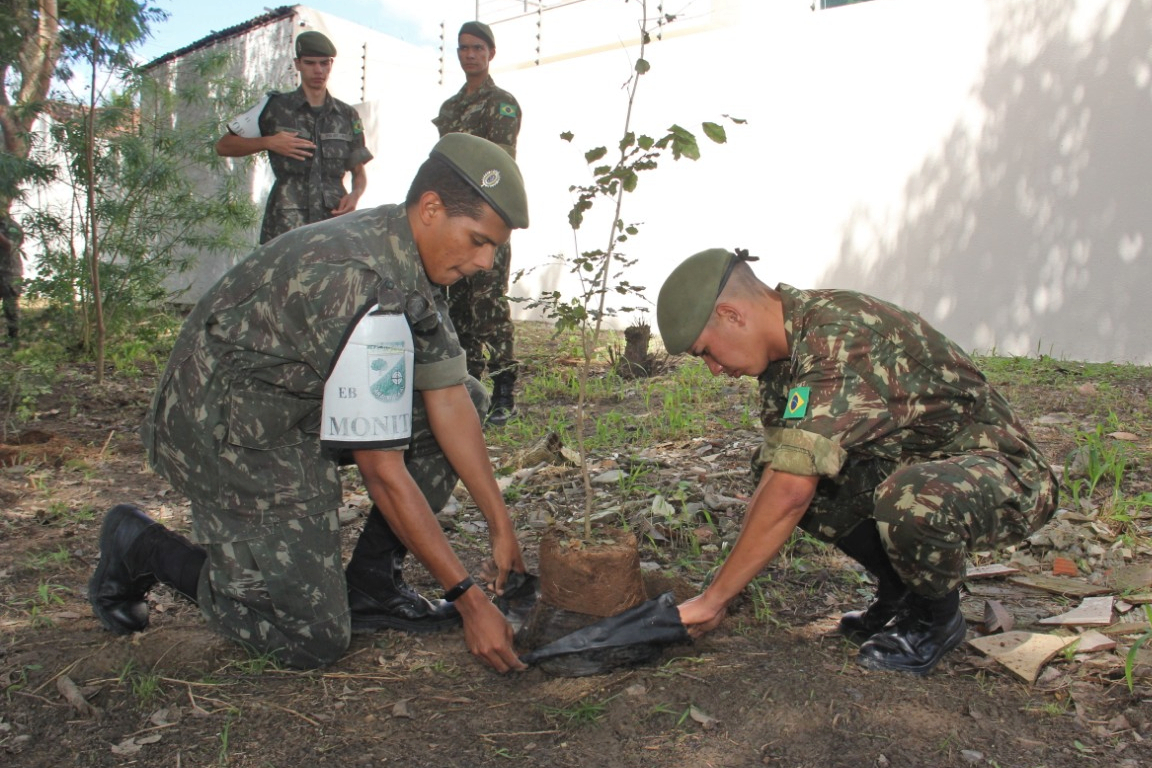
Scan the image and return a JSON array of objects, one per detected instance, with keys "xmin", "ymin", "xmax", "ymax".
[
  {"xmin": 494, "ymin": 571, "xmax": 539, "ymax": 634},
  {"xmin": 520, "ymin": 591, "xmax": 690, "ymax": 677}
]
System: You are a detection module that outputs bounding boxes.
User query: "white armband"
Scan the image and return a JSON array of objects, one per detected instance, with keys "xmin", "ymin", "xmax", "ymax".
[
  {"xmin": 321, "ymin": 309, "xmax": 414, "ymax": 451},
  {"xmin": 226, "ymin": 93, "xmax": 273, "ymax": 139}
]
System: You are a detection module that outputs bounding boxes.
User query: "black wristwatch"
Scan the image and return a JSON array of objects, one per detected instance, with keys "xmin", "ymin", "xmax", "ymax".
[{"xmin": 443, "ymin": 576, "xmax": 475, "ymax": 603}]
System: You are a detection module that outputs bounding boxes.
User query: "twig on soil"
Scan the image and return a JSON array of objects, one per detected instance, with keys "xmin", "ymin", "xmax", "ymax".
[
  {"xmin": 12, "ymin": 688, "xmax": 64, "ymax": 707},
  {"xmin": 124, "ymin": 721, "xmax": 180, "ymax": 738},
  {"xmin": 259, "ymin": 699, "xmax": 322, "ymax": 727},
  {"xmin": 479, "ymin": 729, "xmax": 563, "ymax": 738},
  {"xmin": 703, "ymin": 468, "xmax": 750, "ymax": 480},
  {"xmin": 99, "ymin": 429, "xmax": 115, "ymax": 459},
  {"xmin": 32, "ymin": 658, "xmax": 80, "ymax": 695}
]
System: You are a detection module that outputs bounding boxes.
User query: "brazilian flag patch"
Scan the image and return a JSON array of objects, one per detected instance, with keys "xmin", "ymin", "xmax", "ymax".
[
  {"xmin": 498, "ymin": 102, "xmax": 519, "ymax": 118},
  {"xmin": 783, "ymin": 386, "xmax": 810, "ymax": 419}
]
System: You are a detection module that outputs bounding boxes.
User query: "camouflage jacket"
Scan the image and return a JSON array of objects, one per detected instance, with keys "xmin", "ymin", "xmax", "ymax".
[
  {"xmin": 256, "ymin": 88, "xmax": 373, "ymax": 243},
  {"xmin": 432, "ymin": 76, "xmax": 520, "ymax": 157},
  {"xmin": 142, "ymin": 205, "xmax": 466, "ymax": 543},
  {"xmin": 0, "ymin": 216, "xmax": 22, "ymax": 279},
  {"xmin": 757, "ymin": 284, "xmax": 1054, "ymax": 494}
]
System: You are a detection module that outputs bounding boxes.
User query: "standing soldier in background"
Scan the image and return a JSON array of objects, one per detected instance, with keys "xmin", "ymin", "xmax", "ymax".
[
  {"xmin": 434, "ymin": 21, "xmax": 522, "ymax": 426},
  {"xmin": 216, "ymin": 31, "xmax": 372, "ymax": 244},
  {"xmin": 0, "ymin": 212, "xmax": 24, "ymax": 341}
]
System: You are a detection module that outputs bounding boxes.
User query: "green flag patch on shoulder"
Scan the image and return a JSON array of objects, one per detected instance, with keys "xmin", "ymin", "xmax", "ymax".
[
  {"xmin": 783, "ymin": 386, "xmax": 810, "ymax": 419},
  {"xmin": 498, "ymin": 102, "xmax": 519, "ymax": 118}
]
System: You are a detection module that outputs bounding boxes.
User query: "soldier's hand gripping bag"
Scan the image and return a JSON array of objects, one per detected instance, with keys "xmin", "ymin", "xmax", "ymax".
[
  {"xmin": 520, "ymin": 592, "xmax": 690, "ymax": 677},
  {"xmin": 494, "ymin": 571, "xmax": 539, "ymax": 634}
]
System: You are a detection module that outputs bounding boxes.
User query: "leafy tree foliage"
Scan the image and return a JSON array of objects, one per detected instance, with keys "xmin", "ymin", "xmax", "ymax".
[{"xmin": 22, "ymin": 50, "xmax": 259, "ymax": 344}]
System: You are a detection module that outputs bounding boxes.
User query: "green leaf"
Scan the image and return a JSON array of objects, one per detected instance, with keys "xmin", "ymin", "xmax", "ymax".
[
  {"xmin": 635, "ymin": 58, "xmax": 650, "ymax": 75},
  {"xmin": 622, "ymin": 169, "xmax": 638, "ymax": 193},
  {"xmin": 619, "ymin": 132, "xmax": 635, "ymax": 151},
  {"xmin": 637, "ymin": 135, "xmax": 655, "ymax": 150},
  {"xmin": 702, "ymin": 122, "xmax": 727, "ymax": 144},
  {"xmin": 671, "ymin": 133, "xmax": 701, "ymax": 161},
  {"xmin": 585, "ymin": 146, "xmax": 608, "ymax": 164},
  {"xmin": 560, "ymin": 131, "xmax": 574, "ymax": 142}
]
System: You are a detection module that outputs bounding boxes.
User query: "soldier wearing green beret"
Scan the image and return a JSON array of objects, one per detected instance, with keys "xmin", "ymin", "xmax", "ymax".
[
  {"xmin": 433, "ymin": 20, "xmax": 523, "ymax": 427},
  {"xmin": 0, "ymin": 212, "xmax": 23, "ymax": 340},
  {"xmin": 217, "ymin": 30, "xmax": 373, "ymax": 244},
  {"xmin": 657, "ymin": 248, "xmax": 1057, "ymax": 675},
  {"xmin": 89, "ymin": 134, "xmax": 530, "ymax": 673}
]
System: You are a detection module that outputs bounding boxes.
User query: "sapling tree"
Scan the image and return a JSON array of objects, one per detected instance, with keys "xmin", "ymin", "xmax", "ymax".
[{"xmin": 524, "ymin": 0, "xmax": 743, "ymax": 538}]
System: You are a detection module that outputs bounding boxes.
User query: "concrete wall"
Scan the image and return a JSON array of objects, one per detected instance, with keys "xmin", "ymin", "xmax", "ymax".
[{"xmin": 154, "ymin": 0, "xmax": 1152, "ymax": 363}]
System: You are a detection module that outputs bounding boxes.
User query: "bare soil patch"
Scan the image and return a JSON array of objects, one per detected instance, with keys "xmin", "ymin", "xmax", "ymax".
[{"xmin": 1, "ymin": 325, "xmax": 1150, "ymax": 768}]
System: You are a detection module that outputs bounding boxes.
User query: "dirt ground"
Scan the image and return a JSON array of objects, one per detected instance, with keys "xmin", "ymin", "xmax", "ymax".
[{"xmin": 2, "ymin": 327, "xmax": 1151, "ymax": 768}]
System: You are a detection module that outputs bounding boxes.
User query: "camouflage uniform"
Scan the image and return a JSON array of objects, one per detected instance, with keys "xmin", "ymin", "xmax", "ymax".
[
  {"xmin": 0, "ymin": 214, "xmax": 23, "ymax": 339},
  {"xmin": 433, "ymin": 76, "xmax": 521, "ymax": 378},
  {"xmin": 754, "ymin": 285, "xmax": 1057, "ymax": 598},
  {"xmin": 254, "ymin": 87, "xmax": 373, "ymax": 244},
  {"xmin": 142, "ymin": 204, "xmax": 482, "ymax": 667}
]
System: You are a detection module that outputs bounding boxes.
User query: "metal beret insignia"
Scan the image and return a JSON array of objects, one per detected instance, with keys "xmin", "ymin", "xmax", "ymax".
[{"xmin": 480, "ymin": 169, "xmax": 501, "ymax": 188}]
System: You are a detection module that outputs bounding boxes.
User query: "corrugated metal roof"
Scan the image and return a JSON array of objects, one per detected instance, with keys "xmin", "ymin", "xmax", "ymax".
[{"xmin": 142, "ymin": 5, "xmax": 296, "ymax": 70}]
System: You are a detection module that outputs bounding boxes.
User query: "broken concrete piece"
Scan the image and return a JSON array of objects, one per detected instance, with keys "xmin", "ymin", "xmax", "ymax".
[
  {"xmin": 965, "ymin": 563, "xmax": 1020, "ymax": 579},
  {"xmin": 1008, "ymin": 574, "xmax": 1111, "ymax": 598},
  {"xmin": 967, "ymin": 631, "xmax": 1077, "ymax": 683},
  {"xmin": 982, "ymin": 600, "xmax": 1014, "ymax": 633},
  {"xmin": 1072, "ymin": 630, "xmax": 1117, "ymax": 654},
  {"xmin": 1038, "ymin": 596, "xmax": 1114, "ymax": 627},
  {"xmin": 1111, "ymin": 565, "xmax": 1152, "ymax": 594},
  {"xmin": 1099, "ymin": 621, "xmax": 1152, "ymax": 637}
]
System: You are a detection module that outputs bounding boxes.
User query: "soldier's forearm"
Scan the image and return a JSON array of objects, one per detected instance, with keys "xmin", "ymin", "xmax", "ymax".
[{"xmin": 215, "ymin": 132, "xmax": 267, "ymax": 158}]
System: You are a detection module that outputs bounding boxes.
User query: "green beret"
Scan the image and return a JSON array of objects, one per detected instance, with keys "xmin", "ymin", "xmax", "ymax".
[
  {"xmin": 430, "ymin": 133, "xmax": 529, "ymax": 229},
  {"xmin": 296, "ymin": 31, "xmax": 336, "ymax": 58},
  {"xmin": 657, "ymin": 248, "xmax": 751, "ymax": 355},
  {"xmin": 459, "ymin": 21, "xmax": 495, "ymax": 49}
]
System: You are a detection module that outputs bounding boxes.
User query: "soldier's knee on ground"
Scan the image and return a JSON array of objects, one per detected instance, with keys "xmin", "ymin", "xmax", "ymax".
[{"xmin": 271, "ymin": 617, "xmax": 352, "ymax": 669}]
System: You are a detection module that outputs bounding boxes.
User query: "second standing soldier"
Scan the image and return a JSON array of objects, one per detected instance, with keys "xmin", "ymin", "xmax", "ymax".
[{"xmin": 433, "ymin": 21, "xmax": 522, "ymax": 426}]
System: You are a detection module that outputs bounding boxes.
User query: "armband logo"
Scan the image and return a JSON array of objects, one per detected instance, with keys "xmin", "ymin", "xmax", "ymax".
[
  {"xmin": 783, "ymin": 386, "xmax": 810, "ymax": 419},
  {"xmin": 369, "ymin": 344, "xmax": 407, "ymax": 402}
]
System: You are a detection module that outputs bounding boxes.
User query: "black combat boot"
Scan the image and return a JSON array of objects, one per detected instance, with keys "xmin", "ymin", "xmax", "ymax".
[
  {"xmin": 856, "ymin": 588, "xmax": 967, "ymax": 675},
  {"xmin": 345, "ymin": 506, "xmax": 462, "ymax": 633},
  {"xmin": 89, "ymin": 504, "xmax": 207, "ymax": 635},
  {"xmin": 485, "ymin": 370, "xmax": 517, "ymax": 427},
  {"xmin": 834, "ymin": 521, "xmax": 909, "ymax": 643}
]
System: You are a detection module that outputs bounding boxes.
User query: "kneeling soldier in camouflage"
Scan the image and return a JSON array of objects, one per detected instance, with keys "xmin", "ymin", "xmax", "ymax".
[
  {"xmin": 659, "ymin": 248, "xmax": 1057, "ymax": 675},
  {"xmin": 89, "ymin": 134, "xmax": 529, "ymax": 673}
]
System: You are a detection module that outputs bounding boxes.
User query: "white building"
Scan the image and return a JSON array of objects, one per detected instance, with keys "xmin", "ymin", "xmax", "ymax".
[{"xmin": 141, "ymin": 0, "xmax": 1152, "ymax": 363}]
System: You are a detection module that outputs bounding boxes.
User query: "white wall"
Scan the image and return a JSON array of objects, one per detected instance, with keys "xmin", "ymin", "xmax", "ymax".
[
  {"xmin": 161, "ymin": 0, "xmax": 1152, "ymax": 363},
  {"xmin": 454, "ymin": 0, "xmax": 1152, "ymax": 364}
]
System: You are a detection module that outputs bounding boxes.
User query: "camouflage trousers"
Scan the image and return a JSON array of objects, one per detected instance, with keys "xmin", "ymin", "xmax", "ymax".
[
  {"xmin": 446, "ymin": 242, "xmax": 516, "ymax": 379},
  {"xmin": 794, "ymin": 454, "xmax": 1057, "ymax": 598},
  {"xmin": 193, "ymin": 378, "xmax": 488, "ymax": 668},
  {"xmin": 258, "ymin": 180, "xmax": 335, "ymax": 244},
  {"xmin": 0, "ymin": 265, "xmax": 21, "ymax": 340}
]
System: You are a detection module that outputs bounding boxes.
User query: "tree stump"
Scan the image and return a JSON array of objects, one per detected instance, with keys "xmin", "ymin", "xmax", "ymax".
[{"xmin": 611, "ymin": 322, "xmax": 655, "ymax": 378}]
